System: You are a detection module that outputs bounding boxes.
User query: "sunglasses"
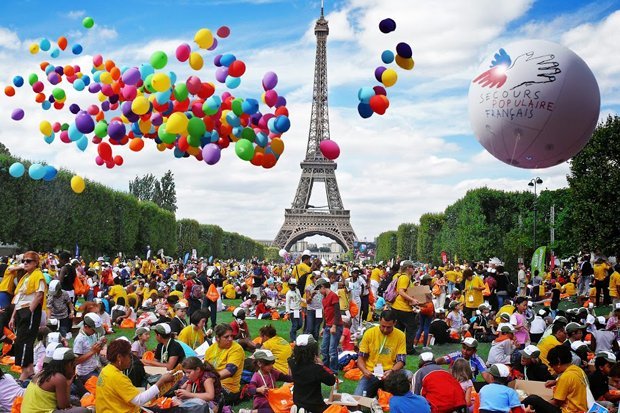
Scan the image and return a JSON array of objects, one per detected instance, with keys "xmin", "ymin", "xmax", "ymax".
[{"xmin": 22, "ymin": 259, "xmax": 35, "ymax": 264}]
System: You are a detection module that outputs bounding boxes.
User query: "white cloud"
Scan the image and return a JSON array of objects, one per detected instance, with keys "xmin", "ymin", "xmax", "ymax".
[{"xmin": 65, "ymin": 10, "xmax": 86, "ymax": 20}]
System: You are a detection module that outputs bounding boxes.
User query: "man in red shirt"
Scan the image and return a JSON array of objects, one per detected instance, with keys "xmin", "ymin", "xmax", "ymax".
[{"xmin": 317, "ymin": 278, "xmax": 343, "ymax": 372}]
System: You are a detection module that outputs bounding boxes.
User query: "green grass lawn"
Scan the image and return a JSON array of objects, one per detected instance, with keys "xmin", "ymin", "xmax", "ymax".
[{"xmin": 1, "ymin": 296, "xmax": 611, "ymax": 410}]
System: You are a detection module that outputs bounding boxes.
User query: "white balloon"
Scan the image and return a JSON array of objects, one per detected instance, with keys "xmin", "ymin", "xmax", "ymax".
[
  {"xmin": 278, "ymin": 249, "xmax": 287, "ymax": 258},
  {"xmin": 468, "ymin": 39, "xmax": 600, "ymax": 169}
]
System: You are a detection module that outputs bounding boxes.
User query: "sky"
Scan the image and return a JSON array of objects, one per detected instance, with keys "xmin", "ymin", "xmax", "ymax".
[{"xmin": 0, "ymin": 0, "xmax": 619, "ymax": 247}]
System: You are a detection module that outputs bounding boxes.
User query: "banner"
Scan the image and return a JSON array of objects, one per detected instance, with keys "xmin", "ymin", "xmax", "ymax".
[
  {"xmin": 353, "ymin": 241, "xmax": 376, "ymax": 261},
  {"xmin": 441, "ymin": 251, "xmax": 448, "ymax": 264},
  {"xmin": 531, "ymin": 246, "xmax": 547, "ymax": 276}
]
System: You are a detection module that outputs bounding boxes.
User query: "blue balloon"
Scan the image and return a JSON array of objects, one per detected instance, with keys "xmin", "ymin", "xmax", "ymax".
[
  {"xmin": 72, "ymin": 44, "xmax": 83, "ymax": 55},
  {"xmin": 210, "ymin": 130, "xmax": 220, "ymax": 143},
  {"xmin": 381, "ymin": 50, "xmax": 395, "ymax": 64},
  {"xmin": 43, "ymin": 133, "xmax": 55, "ymax": 144},
  {"xmin": 358, "ymin": 102, "xmax": 373, "ymax": 119},
  {"xmin": 45, "ymin": 65, "xmax": 55, "ymax": 75},
  {"xmin": 50, "ymin": 48, "xmax": 60, "ymax": 58},
  {"xmin": 41, "ymin": 101, "xmax": 52, "ymax": 110},
  {"xmin": 73, "ymin": 78, "xmax": 85, "ymax": 91},
  {"xmin": 225, "ymin": 111, "xmax": 241, "ymax": 127},
  {"xmin": 267, "ymin": 117, "xmax": 278, "ymax": 134},
  {"xmin": 42, "ymin": 166, "xmax": 58, "ymax": 181},
  {"xmin": 28, "ymin": 164, "xmax": 46, "ymax": 180},
  {"xmin": 39, "ymin": 38, "xmax": 51, "ymax": 51},
  {"xmin": 68, "ymin": 123, "xmax": 84, "ymax": 142},
  {"xmin": 241, "ymin": 98, "xmax": 259, "ymax": 115},
  {"xmin": 76, "ymin": 136, "xmax": 88, "ymax": 151},
  {"xmin": 255, "ymin": 131, "xmax": 268, "ymax": 147},
  {"xmin": 139, "ymin": 64, "xmax": 155, "ymax": 80},
  {"xmin": 274, "ymin": 116, "xmax": 291, "ymax": 133},
  {"xmin": 219, "ymin": 53, "xmax": 236, "ymax": 67},
  {"xmin": 358, "ymin": 87, "xmax": 375, "ymax": 103},
  {"xmin": 225, "ymin": 76, "xmax": 241, "ymax": 89},
  {"xmin": 8, "ymin": 162, "xmax": 25, "ymax": 178},
  {"xmin": 13, "ymin": 75, "xmax": 24, "ymax": 87},
  {"xmin": 81, "ymin": 75, "xmax": 91, "ymax": 86},
  {"xmin": 173, "ymin": 147, "xmax": 185, "ymax": 158}
]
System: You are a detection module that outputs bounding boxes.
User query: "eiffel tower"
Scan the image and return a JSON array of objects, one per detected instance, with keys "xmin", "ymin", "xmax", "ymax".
[{"xmin": 273, "ymin": 3, "xmax": 357, "ymax": 251}]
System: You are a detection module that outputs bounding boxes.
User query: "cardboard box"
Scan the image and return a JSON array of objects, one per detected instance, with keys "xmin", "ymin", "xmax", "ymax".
[
  {"xmin": 327, "ymin": 387, "xmax": 374, "ymax": 408},
  {"xmin": 513, "ymin": 379, "xmax": 554, "ymax": 401},
  {"xmin": 144, "ymin": 366, "xmax": 168, "ymax": 376},
  {"xmin": 406, "ymin": 285, "xmax": 432, "ymax": 303}
]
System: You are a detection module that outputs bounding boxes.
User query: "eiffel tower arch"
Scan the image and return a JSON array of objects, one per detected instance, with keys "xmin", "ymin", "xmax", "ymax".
[{"xmin": 273, "ymin": 5, "xmax": 357, "ymax": 251}]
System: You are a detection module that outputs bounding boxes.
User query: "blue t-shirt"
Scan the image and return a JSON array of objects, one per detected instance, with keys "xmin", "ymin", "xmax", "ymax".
[
  {"xmin": 389, "ymin": 392, "xmax": 431, "ymax": 413},
  {"xmin": 479, "ymin": 383, "xmax": 521, "ymax": 412},
  {"xmin": 444, "ymin": 351, "xmax": 487, "ymax": 379}
]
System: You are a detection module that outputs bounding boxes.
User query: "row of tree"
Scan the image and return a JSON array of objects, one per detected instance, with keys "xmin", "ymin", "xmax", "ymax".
[
  {"xmin": 0, "ymin": 148, "xmax": 265, "ymax": 261},
  {"xmin": 129, "ymin": 171, "xmax": 178, "ymax": 213},
  {"xmin": 374, "ymin": 115, "xmax": 620, "ymax": 271}
]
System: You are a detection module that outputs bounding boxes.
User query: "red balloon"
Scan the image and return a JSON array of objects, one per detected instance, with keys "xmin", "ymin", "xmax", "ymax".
[
  {"xmin": 97, "ymin": 142, "xmax": 112, "ymax": 160},
  {"xmin": 105, "ymin": 160, "xmax": 115, "ymax": 169},
  {"xmin": 369, "ymin": 95, "xmax": 390, "ymax": 115},
  {"xmin": 262, "ymin": 153, "xmax": 277, "ymax": 169},
  {"xmin": 228, "ymin": 60, "xmax": 246, "ymax": 78},
  {"xmin": 197, "ymin": 82, "xmax": 215, "ymax": 99},
  {"xmin": 319, "ymin": 140, "xmax": 340, "ymax": 160},
  {"xmin": 186, "ymin": 76, "xmax": 202, "ymax": 95},
  {"xmin": 59, "ymin": 130, "xmax": 71, "ymax": 143},
  {"xmin": 250, "ymin": 151, "xmax": 264, "ymax": 166},
  {"xmin": 177, "ymin": 136, "xmax": 189, "ymax": 152},
  {"xmin": 216, "ymin": 26, "xmax": 230, "ymax": 38},
  {"xmin": 113, "ymin": 155, "xmax": 124, "ymax": 166},
  {"xmin": 217, "ymin": 137, "xmax": 230, "ymax": 149},
  {"xmin": 95, "ymin": 155, "xmax": 104, "ymax": 166},
  {"xmin": 373, "ymin": 86, "xmax": 387, "ymax": 96}
]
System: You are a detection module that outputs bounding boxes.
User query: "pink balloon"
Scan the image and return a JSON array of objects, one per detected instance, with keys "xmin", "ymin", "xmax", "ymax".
[
  {"xmin": 95, "ymin": 155, "xmax": 104, "ymax": 166},
  {"xmin": 319, "ymin": 140, "xmax": 340, "ymax": 160},
  {"xmin": 264, "ymin": 90, "xmax": 278, "ymax": 107},
  {"xmin": 176, "ymin": 43, "xmax": 191, "ymax": 62}
]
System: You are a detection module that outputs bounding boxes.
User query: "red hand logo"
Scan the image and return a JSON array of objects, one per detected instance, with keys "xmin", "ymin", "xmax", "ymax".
[{"xmin": 472, "ymin": 66, "xmax": 508, "ymax": 88}]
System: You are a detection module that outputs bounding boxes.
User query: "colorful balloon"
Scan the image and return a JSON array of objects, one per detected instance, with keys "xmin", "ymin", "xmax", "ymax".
[
  {"xmin": 396, "ymin": 42, "xmax": 412, "ymax": 58},
  {"xmin": 71, "ymin": 175, "xmax": 85, "ymax": 194},
  {"xmin": 194, "ymin": 28, "xmax": 214, "ymax": 49},
  {"xmin": 8, "ymin": 162, "xmax": 25, "ymax": 178},
  {"xmin": 319, "ymin": 140, "xmax": 340, "ymax": 160},
  {"xmin": 82, "ymin": 17, "xmax": 95, "ymax": 29},
  {"xmin": 11, "ymin": 108, "xmax": 24, "ymax": 120}
]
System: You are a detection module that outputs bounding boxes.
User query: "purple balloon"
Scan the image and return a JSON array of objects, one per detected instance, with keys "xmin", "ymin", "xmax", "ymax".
[
  {"xmin": 125, "ymin": 112, "xmax": 139, "ymax": 123},
  {"xmin": 75, "ymin": 112, "xmax": 95, "ymax": 133},
  {"xmin": 151, "ymin": 113, "xmax": 163, "ymax": 126},
  {"xmin": 122, "ymin": 67, "xmax": 142, "ymax": 85},
  {"xmin": 275, "ymin": 96, "xmax": 287, "ymax": 108},
  {"xmin": 374, "ymin": 66, "xmax": 387, "ymax": 82},
  {"xmin": 88, "ymin": 83, "xmax": 101, "ymax": 93},
  {"xmin": 379, "ymin": 18, "xmax": 396, "ymax": 33},
  {"xmin": 11, "ymin": 108, "xmax": 24, "ymax": 121},
  {"xmin": 215, "ymin": 67, "xmax": 228, "ymax": 83},
  {"xmin": 396, "ymin": 42, "xmax": 412, "ymax": 59},
  {"xmin": 107, "ymin": 121, "xmax": 126, "ymax": 140},
  {"xmin": 207, "ymin": 37, "xmax": 218, "ymax": 51},
  {"xmin": 213, "ymin": 54, "xmax": 223, "ymax": 67},
  {"xmin": 101, "ymin": 101, "xmax": 110, "ymax": 111},
  {"xmin": 54, "ymin": 66, "xmax": 64, "ymax": 76},
  {"xmin": 121, "ymin": 101, "xmax": 133, "ymax": 116},
  {"xmin": 69, "ymin": 104, "xmax": 81, "ymax": 114},
  {"xmin": 202, "ymin": 143, "xmax": 221, "ymax": 165},
  {"xmin": 47, "ymin": 72, "xmax": 61, "ymax": 85},
  {"xmin": 109, "ymin": 94, "xmax": 119, "ymax": 105},
  {"xmin": 262, "ymin": 71, "xmax": 278, "ymax": 91}
]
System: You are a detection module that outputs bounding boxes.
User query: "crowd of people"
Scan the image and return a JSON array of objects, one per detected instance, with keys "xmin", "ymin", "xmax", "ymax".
[{"xmin": 0, "ymin": 249, "xmax": 619, "ymax": 413}]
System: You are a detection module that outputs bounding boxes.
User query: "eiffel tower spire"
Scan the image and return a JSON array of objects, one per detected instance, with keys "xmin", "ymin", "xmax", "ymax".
[{"xmin": 273, "ymin": 3, "xmax": 357, "ymax": 251}]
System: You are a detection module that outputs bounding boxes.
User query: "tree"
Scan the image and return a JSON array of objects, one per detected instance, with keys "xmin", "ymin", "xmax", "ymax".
[
  {"xmin": 568, "ymin": 115, "xmax": 620, "ymax": 255},
  {"xmin": 129, "ymin": 170, "xmax": 177, "ymax": 213},
  {"xmin": 0, "ymin": 141, "xmax": 10, "ymax": 156},
  {"xmin": 129, "ymin": 173, "xmax": 156, "ymax": 202},
  {"xmin": 396, "ymin": 223, "xmax": 418, "ymax": 260}
]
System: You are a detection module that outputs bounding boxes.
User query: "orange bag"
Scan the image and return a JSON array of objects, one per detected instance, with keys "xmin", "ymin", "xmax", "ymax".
[
  {"xmin": 271, "ymin": 311, "xmax": 280, "ymax": 320},
  {"xmin": 266, "ymin": 382, "xmax": 294, "ymax": 413},
  {"xmin": 377, "ymin": 389, "xmax": 393, "ymax": 411},
  {"xmin": 84, "ymin": 375, "xmax": 98, "ymax": 395},
  {"xmin": 142, "ymin": 351, "xmax": 155, "ymax": 361},
  {"xmin": 368, "ymin": 290, "xmax": 376, "ymax": 307},
  {"xmin": 73, "ymin": 275, "xmax": 89, "ymax": 296},
  {"xmin": 342, "ymin": 359, "xmax": 356, "ymax": 372},
  {"xmin": 324, "ymin": 405, "xmax": 349, "ymax": 413},
  {"xmin": 80, "ymin": 394, "xmax": 96, "ymax": 407},
  {"xmin": 343, "ymin": 367, "xmax": 363, "ymax": 380},
  {"xmin": 482, "ymin": 282, "xmax": 491, "ymax": 297},
  {"xmin": 10, "ymin": 396, "xmax": 22, "ymax": 413},
  {"xmin": 207, "ymin": 284, "xmax": 220, "ymax": 302},
  {"xmin": 10, "ymin": 365, "xmax": 22, "ymax": 374},
  {"xmin": 120, "ymin": 319, "xmax": 136, "ymax": 328},
  {"xmin": 349, "ymin": 301, "xmax": 359, "ymax": 317}
]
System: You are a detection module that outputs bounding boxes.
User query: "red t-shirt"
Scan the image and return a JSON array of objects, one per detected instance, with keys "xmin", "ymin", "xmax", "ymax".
[
  {"xmin": 256, "ymin": 302, "xmax": 269, "ymax": 317},
  {"xmin": 184, "ymin": 280, "xmax": 195, "ymax": 300},
  {"xmin": 341, "ymin": 327, "xmax": 354, "ymax": 351},
  {"xmin": 230, "ymin": 320, "xmax": 249, "ymax": 339},
  {"xmin": 322, "ymin": 290, "xmax": 341, "ymax": 326}
]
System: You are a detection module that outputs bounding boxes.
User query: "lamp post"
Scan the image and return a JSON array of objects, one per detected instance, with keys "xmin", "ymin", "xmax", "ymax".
[{"xmin": 528, "ymin": 177, "xmax": 543, "ymax": 250}]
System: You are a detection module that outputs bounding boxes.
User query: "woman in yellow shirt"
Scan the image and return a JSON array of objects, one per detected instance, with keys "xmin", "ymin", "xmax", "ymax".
[
  {"xmin": 204, "ymin": 324, "xmax": 245, "ymax": 405},
  {"xmin": 463, "ymin": 269, "xmax": 485, "ymax": 319},
  {"xmin": 178, "ymin": 311, "xmax": 208, "ymax": 349}
]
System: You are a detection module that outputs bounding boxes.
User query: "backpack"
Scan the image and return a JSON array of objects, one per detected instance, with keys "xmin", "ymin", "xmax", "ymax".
[
  {"xmin": 383, "ymin": 277, "xmax": 400, "ymax": 303},
  {"xmin": 421, "ymin": 369, "xmax": 466, "ymax": 413}
]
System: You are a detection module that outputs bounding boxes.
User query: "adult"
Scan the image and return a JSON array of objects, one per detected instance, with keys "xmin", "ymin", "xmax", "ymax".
[
  {"xmin": 204, "ymin": 323, "xmax": 245, "ymax": 405},
  {"xmin": 57, "ymin": 251, "xmax": 76, "ymax": 302},
  {"xmin": 348, "ymin": 268, "xmax": 367, "ymax": 332},
  {"xmin": 412, "ymin": 352, "xmax": 466, "ymax": 413},
  {"xmin": 250, "ymin": 261, "xmax": 264, "ymax": 297},
  {"xmin": 463, "ymin": 268, "xmax": 485, "ymax": 320},
  {"xmin": 143, "ymin": 323, "xmax": 186, "ymax": 370},
  {"xmin": 609, "ymin": 264, "xmax": 620, "ymax": 308},
  {"xmin": 305, "ymin": 272, "xmax": 323, "ymax": 341},
  {"xmin": 562, "ymin": 322, "xmax": 584, "ymax": 350},
  {"xmin": 436, "ymin": 338, "xmax": 492, "ymax": 384},
  {"xmin": 517, "ymin": 263, "xmax": 527, "ymax": 296},
  {"xmin": 9, "ymin": 251, "xmax": 47, "ymax": 381},
  {"xmin": 317, "ymin": 278, "xmax": 343, "ymax": 372},
  {"xmin": 522, "ymin": 345, "xmax": 587, "ymax": 413},
  {"xmin": 0, "ymin": 366, "xmax": 25, "ymax": 412},
  {"xmin": 355, "ymin": 310, "xmax": 407, "ymax": 397},
  {"xmin": 593, "ymin": 257, "xmax": 611, "ymax": 307},
  {"xmin": 259, "ymin": 325, "xmax": 292, "ymax": 375},
  {"xmin": 390, "ymin": 260, "xmax": 419, "ymax": 354},
  {"xmin": 96, "ymin": 338, "xmax": 174, "ymax": 413},
  {"xmin": 513, "ymin": 345, "xmax": 553, "ymax": 382},
  {"xmin": 578, "ymin": 254, "xmax": 593, "ymax": 297},
  {"xmin": 293, "ymin": 253, "xmax": 312, "ymax": 295},
  {"xmin": 588, "ymin": 351, "xmax": 620, "ymax": 406},
  {"xmin": 285, "ymin": 278, "xmax": 303, "ymax": 342},
  {"xmin": 288, "ymin": 334, "xmax": 336, "ymax": 413}
]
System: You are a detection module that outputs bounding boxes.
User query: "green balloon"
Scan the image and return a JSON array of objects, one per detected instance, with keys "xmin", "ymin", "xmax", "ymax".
[
  {"xmin": 52, "ymin": 88, "xmax": 66, "ymax": 100},
  {"xmin": 174, "ymin": 83, "xmax": 189, "ymax": 102},
  {"xmin": 187, "ymin": 134, "xmax": 201, "ymax": 147},
  {"xmin": 202, "ymin": 101, "xmax": 219, "ymax": 116},
  {"xmin": 94, "ymin": 121, "xmax": 108, "ymax": 138},
  {"xmin": 187, "ymin": 117, "xmax": 206, "ymax": 139},
  {"xmin": 28, "ymin": 73, "xmax": 38, "ymax": 86},
  {"xmin": 82, "ymin": 17, "xmax": 94, "ymax": 29},
  {"xmin": 235, "ymin": 139, "xmax": 254, "ymax": 161},
  {"xmin": 60, "ymin": 123, "xmax": 69, "ymax": 131},
  {"xmin": 143, "ymin": 74, "xmax": 155, "ymax": 93},
  {"xmin": 241, "ymin": 127, "xmax": 256, "ymax": 142},
  {"xmin": 158, "ymin": 124, "xmax": 176, "ymax": 144},
  {"xmin": 231, "ymin": 99, "xmax": 244, "ymax": 116},
  {"xmin": 150, "ymin": 51, "xmax": 168, "ymax": 70}
]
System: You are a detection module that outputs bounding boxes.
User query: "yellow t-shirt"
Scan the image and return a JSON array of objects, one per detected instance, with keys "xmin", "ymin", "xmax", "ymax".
[
  {"xmin": 358, "ymin": 325, "xmax": 406, "ymax": 371},
  {"xmin": 178, "ymin": 325, "xmax": 205, "ymax": 349},
  {"xmin": 169, "ymin": 290, "xmax": 184, "ymax": 300},
  {"xmin": 444, "ymin": 270, "xmax": 458, "ymax": 283},
  {"xmin": 594, "ymin": 262, "xmax": 610, "ymax": 281},
  {"xmin": 553, "ymin": 364, "xmax": 588, "ymax": 413},
  {"xmin": 108, "ymin": 284, "xmax": 128, "ymax": 304},
  {"xmin": 293, "ymin": 263, "xmax": 311, "ymax": 281},
  {"xmin": 148, "ymin": 289, "xmax": 159, "ymax": 300},
  {"xmin": 127, "ymin": 293, "xmax": 139, "ymax": 308},
  {"xmin": 370, "ymin": 268, "xmax": 382, "ymax": 283},
  {"xmin": 338, "ymin": 289, "xmax": 349, "ymax": 311},
  {"xmin": 494, "ymin": 304, "xmax": 515, "ymax": 324},
  {"xmin": 391, "ymin": 273, "xmax": 413, "ymax": 312},
  {"xmin": 223, "ymin": 284, "xmax": 236, "ymax": 299},
  {"xmin": 22, "ymin": 382, "xmax": 57, "ymax": 412},
  {"xmin": 204, "ymin": 341, "xmax": 245, "ymax": 393},
  {"xmin": 610, "ymin": 272, "xmax": 620, "ymax": 298},
  {"xmin": 562, "ymin": 283, "xmax": 576, "ymax": 296},
  {"xmin": 96, "ymin": 363, "xmax": 140, "ymax": 413},
  {"xmin": 261, "ymin": 336, "xmax": 293, "ymax": 375},
  {"xmin": 537, "ymin": 334, "xmax": 562, "ymax": 370},
  {"xmin": 464, "ymin": 276, "xmax": 484, "ymax": 309}
]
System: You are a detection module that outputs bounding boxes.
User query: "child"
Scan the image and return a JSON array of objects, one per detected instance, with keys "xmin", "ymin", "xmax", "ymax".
[
  {"xmin": 73, "ymin": 313, "xmax": 106, "ymax": 389},
  {"xmin": 97, "ymin": 302, "xmax": 113, "ymax": 334},
  {"xmin": 33, "ymin": 326, "xmax": 50, "ymax": 375},
  {"xmin": 176, "ymin": 356, "xmax": 222, "ymax": 411},
  {"xmin": 131, "ymin": 327, "xmax": 150, "ymax": 358},
  {"xmin": 447, "ymin": 301, "xmax": 466, "ymax": 337},
  {"xmin": 46, "ymin": 280, "xmax": 74, "ymax": 338},
  {"xmin": 239, "ymin": 349, "xmax": 292, "ymax": 413},
  {"xmin": 340, "ymin": 318, "xmax": 355, "ymax": 352},
  {"xmin": 383, "ymin": 370, "xmax": 431, "ymax": 413},
  {"xmin": 479, "ymin": 363, "xmax": 524, "ymax": 413},
  {"xmin": 255, "ymin": 296, "xmax": 272, "ymax": 320},
  {"xmin": 451, "ymin": 358, "xmax": 474, "ymax": 412},
  {"xmin": 110, "ymin": 297, "xmax": 129, "ymax": 326}
]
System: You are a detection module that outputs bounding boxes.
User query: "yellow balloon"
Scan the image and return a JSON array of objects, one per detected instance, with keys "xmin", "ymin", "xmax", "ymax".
[
  {"xmin": 97, "ymin": 92, "xmax": 107, "ymax": 103},
  {"xmin": 189, "ymin": 52, "xmax": 204, "ymax": 71},
  {"xmin": 138, "ymin": 119, "xmax": 152, "ymax": 135},
  {"xmin": 151, "ymin": 73, "xmax": 171, "ymax": 92},
  {"xmin": 382, "ymin": 68, "xmax": 398, "ymax": 87},
  {"xmin": 131, "ymin": 96, "xmax": 150, "ymax": 115},
  {"xmin": 29, "ymin": 43, "xmax": 40, "ymax": 54},
  {"xmin": 271, "ymin": 138, "xmax": 285, "ymax": 155},
  {"xmin": 220, "ymin": 110, "xmax": 230, "ymax": 126},
  {"xmin": 39, "ymin": 120, "xmax": 52, "ymax": 136},
  {"xmin": 395, "ymin": 55, "xmax": 415, "ymax": 70},
  {"xmin": 99, "ymin": 72, "xmax": 113, "ymax": 85},
  {"xmin": 166, "ymin": 112, "xmax": 189, "ymax": 134},
  {"xmin": 157, "ymin": 143, "xmax": 167, "ymax": 152},
  {"xmin": 194, "ymin": 28, "xmax": 214, "ymax": 49},
  {"xmin": 71, "ymin": 175, "xmax": 85, "ymax": 194},
  {"xmin": 186, "ymin": 145, "xmax": 200, "ymax": 156}
]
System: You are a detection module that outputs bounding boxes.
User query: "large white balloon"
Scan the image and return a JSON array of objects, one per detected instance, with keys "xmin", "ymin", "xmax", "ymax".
[{"xmin": 468, "ymin": 39, "xmax": 600, "ymax": 169}]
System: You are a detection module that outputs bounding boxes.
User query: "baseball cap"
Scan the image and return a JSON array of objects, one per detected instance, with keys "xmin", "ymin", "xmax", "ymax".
[
  {"xmin": 288, "ymin": 278, "xmax": 297, "ymax": 285},
  {"xmin": 570, "ymin": 340, "xmax": 588, "ymax": 351},
  {"xmin": 233, "ymin": 308, "xmax": 246, "ymax": 319},
  {"xmin": 421, "ymin": 274, "xmax": 432, "ymax": 282},
  {"xmin": 461, "ymin": 337, "xmax": 478, "ymax": 348},
  {"xmin": 596, "ymin": 316, "xmax": 607, "ymax": 325},
  {"xmin": 83, "ymin": 313, "xmax": 105, "ymax": 335},
  {"xmin": 478, "ymin": 303, "xmax": 490, "ymax": 311},
  {"xmin": 314, "ymin": 278, "xmax": 330, "ymax": 290},
  {"xmin": 351, "ymin": 267, "xmax": 361, "ymax": 274},
  {"xmin": 153, "ymin": 323, "xmax": 172, "ymax": 336},
  {"xmin": 295, "ymin": 334, "xmax": 317, "ymax": 347},
  {"xmin": 52, "ymin": 347, "xmax": 76, "ymax": 362},
  {"xmin": 586, "ymin": 314, "xmax": 596, "ymax": 325},
  {"xmin": 522, "ymin": 345, "xmax": 541, "ymax": 359},
  {"xmin": 420, "ymin": 352, "xmax": 434, "ymax": 362},
  {"xmin": 253, "ymin": 349, "xmax": 276, "ymax": 362},
  {"xmin": 499, "ymin": 312, "xmax": 511, "ymax": 322},
  {"xmin": 596, "ymin": 351, "xmax": 617, "ymax": 363},
  {"xmin": 133, "ymin": 327, "xmax": 150, "ymax": 341},
  {"xmin": 174, "ymin": 302, "xmax": 188, "ymax": 310},
  {"xmin": 48, "ymin": 280, "xmax": 61, "ymax": 293},
  {"xmin": 400, "ymin": 260, "xmax": 414, "ymax": 268},
  {"xmin": 43, "ymin": 342, "xmax": 63, "ymax": 363},
  {"xmin": 565, "ymin": 322, "xmax": 585, "ymax": 333},
  {"xmin": 499, "ymin": 324, "xmax": 515, "ymax": 334},
  {"xmin": 553, "ymin": 315, "xmax": 568, "ymax": 324},
  {"xmin": 489, "ymin": 363, "xmax": 510, "ymax": 378},
  {"xmin": 449, "ymin": 301, "xmax": 460, "ymax": 309}
]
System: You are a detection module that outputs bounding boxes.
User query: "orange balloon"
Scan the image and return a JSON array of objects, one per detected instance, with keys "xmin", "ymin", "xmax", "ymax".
[
  {"xmin": 57, "ymin": 36, "xmax": 67, "ymax": 50},
  {"xmin": 251, "ymin": 151, "xmax": 265, "ymax": 166},
  {"xmin": 109, "ymin": 67, "xmax": 121, "ymax": 81},
  {"xmin": 4, "ymin": 86, "xmax": 15, "ymax": 97},
  {"xmin": 104, "ymin": 60, "xmax": 116, "ymax": 72},
  {"xmin": 187, "ymin": 146, "xmax": 200, "ymax": 156},
  {"xmin": 63, "ymin": 65, "xmax": 75, "ymax": 77},
  {"xmin": 270, "ymin": 138, "xmax": 284, "ymax": 155},
  {"xmin": 95, "ymin": 112, "xmax": 105, "ymax": 122},
  {"xmin": 35, "ymin": 93, "xmax": 46, "ymax": 103},
  {"xmin": 39, "ymin": 62, "xmax": 50, "ymax": 71}
]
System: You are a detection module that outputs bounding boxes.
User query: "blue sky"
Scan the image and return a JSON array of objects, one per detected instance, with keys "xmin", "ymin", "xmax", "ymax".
[{"xmin": 0, "ymin": 0, "xmax": 619, "ymax": 247}]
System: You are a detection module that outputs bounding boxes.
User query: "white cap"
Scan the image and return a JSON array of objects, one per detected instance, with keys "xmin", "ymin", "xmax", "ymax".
[
  {"xmin": 522, "ymin": 345, "xmax": 541, "ymax": 358},
  {"xmin": 47, "ymin": 332, "xmax": 61, "ymax": 345},
  {"xmin": 586, "ymin": 314, "xmax": 596, "ymax": 325},
  {"xmin": 420, "ymin": 352, "xmax": 434, "ymax": 362},
  {"xmin": 295, "ymin": 334, "xmax": 316, "ymax": 347},
  {"xmin": 489, "ymin": 363, "xmax": 510, "ymax": 378},
  {"xmin": 44, "ymin": 342, "xmax": 62, "ymax": 361},
  {"xmin": 597, "ymin": 316, "xmax": 607, "ymax": 325},
  {"xmin": 48, "ymin": 280, "xmax": 61, "ymax": 293},
  {"xmin": 570, "ymin": 340, "xmax": 588, "ymax": 351}
]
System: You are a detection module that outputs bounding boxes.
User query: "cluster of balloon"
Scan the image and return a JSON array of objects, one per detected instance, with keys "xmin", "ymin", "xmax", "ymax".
[
  {"xmin": 468, "ymin": 39, "xmax": 600, "ymax": 169},
  {"xmin": 4, "ymin": 16, "xmax": 291, "ymax": 195},
  {"xmin": 356, "ymin": 17, "xmax": 414, "ymax": 118},
  {"xmin": 8, "ymin": 161, "xmax": 58, "ymax": 181}
]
